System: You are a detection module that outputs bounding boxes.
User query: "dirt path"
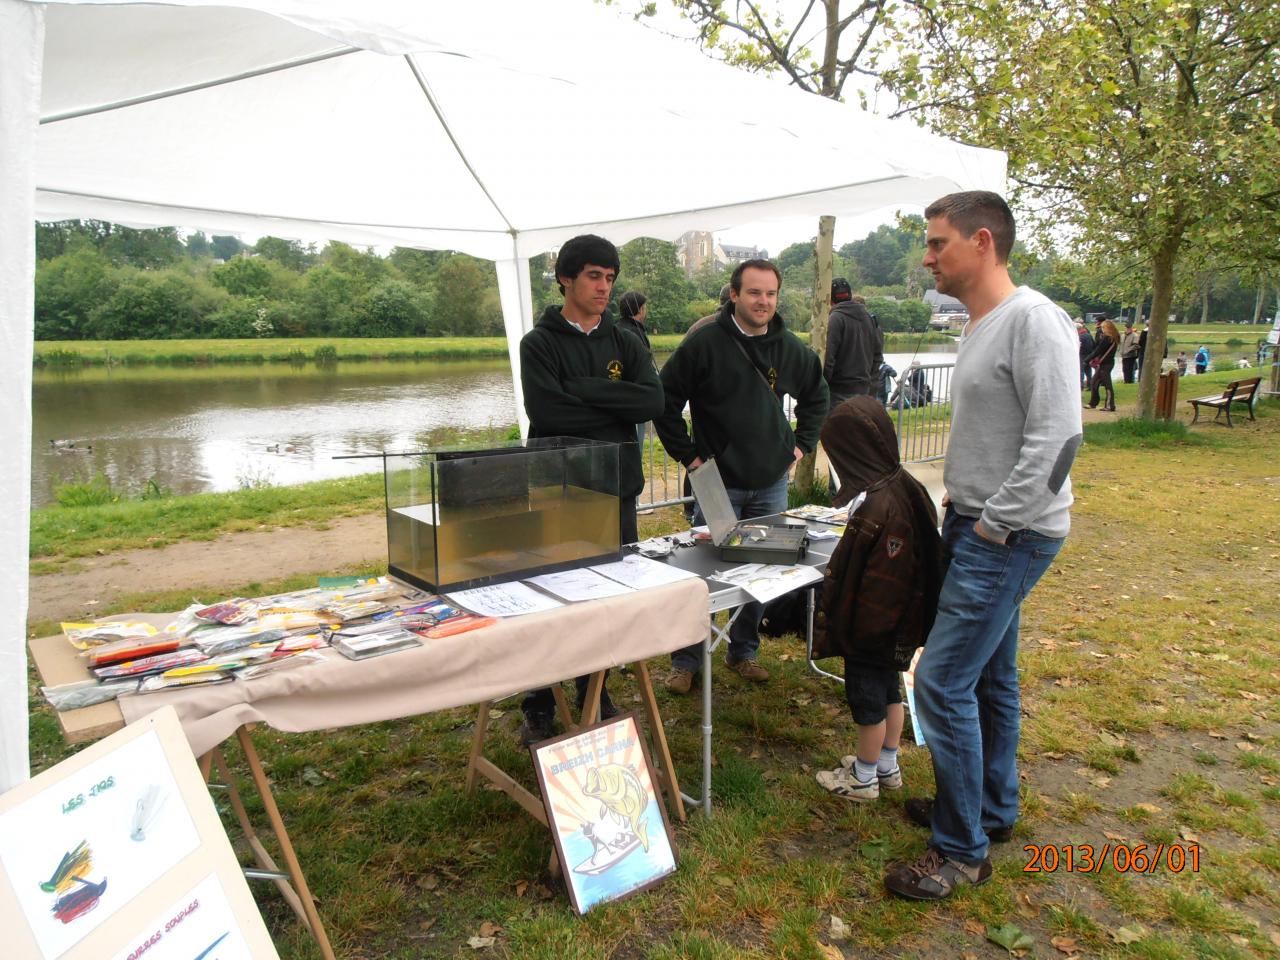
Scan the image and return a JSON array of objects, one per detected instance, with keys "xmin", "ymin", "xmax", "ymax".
[{"xmin": 28, "ymin": 513, "xmax": 387, "ymax": 624}]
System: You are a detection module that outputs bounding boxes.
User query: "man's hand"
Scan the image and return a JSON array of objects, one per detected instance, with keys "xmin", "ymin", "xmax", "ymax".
[
  {"xmin": 941, "ymin": 492, "xmax": 951, "ymax": 508},
  {"xmin": 793, "ymin": 446, "xmax": 804, "ymax": 463},
  {"xmin": 973, "ymin": 519, "xmax": 1007, "ymax": 545},
  {"xmin": 688, "ymin": 457, "xmax": 705, "ymax": 471}
]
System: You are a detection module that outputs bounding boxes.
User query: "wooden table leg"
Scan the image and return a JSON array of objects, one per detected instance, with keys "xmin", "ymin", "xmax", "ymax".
[
  {"xmin": 551, "ymin": 686, "xmax": 576, "ymax": 731},
  {"xmin": 235, "ymin": 726, "xmax": 337, "ymax": 960},
  {"xmin": 631, "ymin": 660, "xmax": 686, "ymax": 822},
  {"xmin": 577, "ymin": 670, "xmax": 605, "ymax": 726},
  {"xmin": 465, "ymin": 701, "xmax": 492, "ymax": 794}
]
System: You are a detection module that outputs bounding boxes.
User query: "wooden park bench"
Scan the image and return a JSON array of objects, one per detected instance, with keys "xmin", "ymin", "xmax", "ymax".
[{"xmin": 1187, "ymin": 376, "xmax": 1261, "ymax": 427}]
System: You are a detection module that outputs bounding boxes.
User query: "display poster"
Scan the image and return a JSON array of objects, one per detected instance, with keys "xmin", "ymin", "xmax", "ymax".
[
  {"xmin": 707, "ymin": 562, "xmax": 823, "ymax": 603},
  {"xmin": 110, "ymin": 873, "xmax": 253, "ymax": 960},
  {"xmin": 448, "ymin": 581, "xmax": 564, "ymax": 617},
  {"xmin": 902, "ymin": 648, "xmax": 927, "ymax": 747},
  {"xmin": 0, "ymin": 707, "xmax": 280, "ymax": 960},
  {"xmin": 590, "ymin": 554, "xmax": 700, "ymax": 590},
  {"xmin": 531, "ymin": 714, "xmax": 676, "ymax": 914},
  {"xmin": 0, "ymin": 730, "xmax": 200, "ymax": 959}
]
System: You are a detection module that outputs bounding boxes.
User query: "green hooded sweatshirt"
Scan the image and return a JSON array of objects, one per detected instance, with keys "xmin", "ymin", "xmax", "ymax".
[{"xmin": 519, "ymin": 305, "xmax": 664, "ymax": 498}]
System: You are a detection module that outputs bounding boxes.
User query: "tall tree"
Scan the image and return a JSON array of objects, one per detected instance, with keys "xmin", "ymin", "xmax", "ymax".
[{"xmin": 879, "ymin": 0, "xmax": 1280, "ymax": 417}]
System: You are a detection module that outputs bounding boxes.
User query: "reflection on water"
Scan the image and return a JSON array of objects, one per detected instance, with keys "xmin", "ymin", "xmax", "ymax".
[
  {"xmin": 32, "ymin": 344, "xmax": 957, "ymax": 508},
  {"xmin": 32, "ymin": 359, "xmax": 517, "ymax": 507}
]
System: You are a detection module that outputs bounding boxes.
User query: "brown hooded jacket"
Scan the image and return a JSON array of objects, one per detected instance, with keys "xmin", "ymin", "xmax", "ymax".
[{"xmin": 813, "ymin": 396, "xmax": 943, "ymax": 670}]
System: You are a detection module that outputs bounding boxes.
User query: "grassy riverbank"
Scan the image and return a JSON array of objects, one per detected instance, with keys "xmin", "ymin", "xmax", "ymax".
[
  {"xmin": 26, "ymin": 403, "xmax": 1280, "ymax": 959},
  {"xmin": 34, "ymin": 330, "xmax": 960, "ymax": 367}
]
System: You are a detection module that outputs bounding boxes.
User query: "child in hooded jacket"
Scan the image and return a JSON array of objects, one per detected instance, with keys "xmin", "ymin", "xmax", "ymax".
[{"xmin": 812, "ymin": 396, "xmax": 943, "ymax": 801}]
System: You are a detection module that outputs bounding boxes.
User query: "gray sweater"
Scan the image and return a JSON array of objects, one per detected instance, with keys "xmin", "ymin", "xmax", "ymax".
[{"xmin": 945, "ymin": 286, "xmax": 1083, "ymax": 539}]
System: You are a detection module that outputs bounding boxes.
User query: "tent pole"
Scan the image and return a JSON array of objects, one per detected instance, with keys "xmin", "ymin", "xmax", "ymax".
[
  {"xmin": 0, "ymin": 0, "xmax": 43, "ymax": 793},
  {"xmin": 495, "ymin": 247, "xmax": 534, "ymax": 437}
]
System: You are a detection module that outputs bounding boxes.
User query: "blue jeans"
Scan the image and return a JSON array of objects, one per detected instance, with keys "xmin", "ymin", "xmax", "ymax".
[
  {"xmin": 914, "ymin": 509, "xmax": 1064, "ymax": 862},
  {"xmin": 671, "ymin": 472, "xmax": 790, "ymax": 672}
]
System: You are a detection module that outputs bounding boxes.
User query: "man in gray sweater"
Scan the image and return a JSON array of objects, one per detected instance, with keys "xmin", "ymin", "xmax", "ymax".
[{"xmin": 885, "ymin": 191, "xmax": 1082, "ymax": 901}]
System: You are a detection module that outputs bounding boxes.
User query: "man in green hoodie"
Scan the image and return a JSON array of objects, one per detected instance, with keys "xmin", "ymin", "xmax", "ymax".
[
  {"xmin": 517, "ymin": 234, "xmax": 665, "ymax": 745},
  {"xmin": 654, "ymin": 259, "xmax": 829, "ymax": 693}
]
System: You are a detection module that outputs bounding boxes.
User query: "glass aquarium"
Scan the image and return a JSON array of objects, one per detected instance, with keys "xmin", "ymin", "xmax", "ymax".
[{"xmin": 384, "ymin": 437, "xmax": 621, "ymax": 592}]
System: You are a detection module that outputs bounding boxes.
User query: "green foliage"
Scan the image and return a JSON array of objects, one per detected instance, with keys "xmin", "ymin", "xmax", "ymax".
[
  {"xmin": 86, "ymin": 269, "xmax": 225, "ymax": 340},
  {"xmin": 866, "ymin": 296, "xmax": 931, "ymax": 332},
  {"xmin": 34, "ymin": 244, "xmax": 119, "ymax": 340},
  {"xmin": 616, "ymin": 238, "xmax": 694, "ymax": 334},
  {"xmin": 210, "ymin": 257, "xmax": 277, "ymax": 298},
  {"xmin": 53, "ymin": 474, "xmax": 116, "ymax": 508},
  {"xmin": 432, "ymin": 254, "xmax": 494, "ymax": 336}
]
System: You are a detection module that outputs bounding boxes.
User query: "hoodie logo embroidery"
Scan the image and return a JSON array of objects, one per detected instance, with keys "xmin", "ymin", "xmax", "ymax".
[
  {"xmin": 767, "ymin": 367, "xmax": 778, "ymax": 389},
  {"xmin": 886, "ymin": 536, "xmax": 904, "ymax": 559},
  {"xmin": 607, "ymin": 360, "xmax": 623, "ymax": 380}
]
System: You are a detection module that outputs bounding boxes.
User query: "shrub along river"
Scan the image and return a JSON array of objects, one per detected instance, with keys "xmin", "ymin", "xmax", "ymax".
[{"xmin": 32, "ymin": 346, "xmax": 956, "ymax": 508}]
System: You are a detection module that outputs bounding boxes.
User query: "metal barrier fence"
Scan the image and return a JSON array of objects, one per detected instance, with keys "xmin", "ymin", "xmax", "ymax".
[{"xmin": 636, "ymin": 362, "xmax": 957, "ymax": 511}]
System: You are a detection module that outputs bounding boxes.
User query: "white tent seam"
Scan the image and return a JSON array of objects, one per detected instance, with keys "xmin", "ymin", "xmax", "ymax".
[
  {"xmin": 40, "ymin": 46, "xmax": 359, "ymax": 124},
  {"xmin": 34, "ymin": 188, "xmax": 513, "ymax": 235},
  {"xmin": 404, "ymin": 54, "xmax": 516, "ymax": 236}
]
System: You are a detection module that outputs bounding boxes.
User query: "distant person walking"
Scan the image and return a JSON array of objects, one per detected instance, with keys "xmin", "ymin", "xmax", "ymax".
[
  {"xmin": 1119, "ymin": 320, "xmax": 1140, "ymax": 383},
  {"xmin": 1176, "ymin": 351, "xmax": 1188, "ymax": 376},
  {"xmin": 1077, "ymin": 321, "xmax": 1095, "ymax": 390},
  {"xmin": 1087, "ymin": 318, "xmax": 1119, "ymax": 411}
]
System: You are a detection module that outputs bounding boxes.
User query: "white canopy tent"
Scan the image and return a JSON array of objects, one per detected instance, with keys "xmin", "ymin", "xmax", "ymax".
[{"xmin": 0, "ymin": 0, "xmax": 1005, "ymax": 791}]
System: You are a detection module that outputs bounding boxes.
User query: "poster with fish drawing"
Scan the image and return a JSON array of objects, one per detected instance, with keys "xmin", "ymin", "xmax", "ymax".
[
  {"xmin": 531, "ymin": 713, "xmax": 676, "ymax": 914},
  {"xmin": 0, "ymin": 728, "xmax": 199, "ymax": 959}
]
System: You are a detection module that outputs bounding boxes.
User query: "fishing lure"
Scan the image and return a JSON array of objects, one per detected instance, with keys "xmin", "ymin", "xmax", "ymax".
[
  {"xmin": 39, "ymin": 841, "xmax": 92, "ymax": 894},
  {"xmin": 52, "ymin": 875, "xmax": 108, "ymax": 924}
]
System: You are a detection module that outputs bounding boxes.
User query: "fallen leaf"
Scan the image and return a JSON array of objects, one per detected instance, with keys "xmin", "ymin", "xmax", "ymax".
[
  {"xmin": 1236, "ymin": 741, "xmax": 1255, "ymax": 752},
  {"xmin": 1090, "ymin": 776, "xmax": 1112, "ymax": 789},
  {"xmin": 1054, "ymin": 677, "xmax": 1075, "ymax": 688},
  {"xmin": 1135, "ymin": 802, "xmax": 1161, "ymax": 814},
  {"xmin": 1179, "ymin": 826, "xmax": 1200, "ymax": 843},
  {"xmin": 1098, "ymin": 730, "xmax": 1126, "ymax": 747},
  {"xmin": 987, "ymin": 922, "xmax": 1035, "ymax": 954},
  {"xmin": 1104, "ymin": 830, "xmax": 1127, "ymax": 841},
  {"xmin": 829, "ymin": 915, "xmax": 849, "ymax": 941},
  {"xmin": 1208, "ymin": 730, "xmax": 1228, "ymax": 739},
  {"xmin": 489, "ymin": 709, "xmax": 505, "ymax": 718},
  {"xmin": 817, "ymin": 944, "xmax": 843, "ymax": 960},
  {"xmin": 712, "ymin": 876, "xmax": 734, "ymax": 887},
  {"xmin": 1042, "ymin": 751, "xmax": 1066, "ymax": 760},
  {"xmin": 1111, "ymin": 923, "xmax": 1148, "ymax": 944},
  {"xmin": 514, "ymin": 880, "xmax": 528, "ymax": 897},
  {"xmin": 1229, "ymin": 934, "xmax": 1250, "ymax": 947},
  {"xmin": 418, "ymin": 918, "xmax": 437, "ymax": 932},
  {"xmin": 477, "ymin": 921, "xmax": 502, "ymax": 937},
  {"xmin": 964, "ymin": 918, "xmax": 986, "ymax": 936},
  {"xmin": 467, "ymin": 936, "xmax": 495, "ymax": 949},
  {"xmin": 533, "ymin": 883, "xmax": 553, "ymax": 900},
  {"xmin": 960, "ymin": 953, "xmax": 979, "ymax": 960},
  {"xmin": 1051, "ymin": 935, "xmax": 1080, "ymax": 954},
  {"xmin": 301, "ymin": 765, "xmax": 324, "ymax": 787},
  {"xmin": 420, "ymin": 874, "xmax": 439, "ymax": 891},
  {"xmin": 1016, "ymin": 892, "xmax": 1041, "ymax": 918}
]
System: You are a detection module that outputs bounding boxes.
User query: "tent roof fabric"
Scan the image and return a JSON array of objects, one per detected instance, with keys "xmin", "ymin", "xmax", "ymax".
[{"xmin": 35, "ymin": 0, "xmax": 1005, "ymax": 259}]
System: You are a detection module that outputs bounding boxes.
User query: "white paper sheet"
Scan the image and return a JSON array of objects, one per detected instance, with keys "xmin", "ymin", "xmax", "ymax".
[
  {"xmin": 590, "ymin": 555, "xmax": 702, "ymax": 591},
  {"xmin": 447, "ymin": 581, "xmax": 564, "ymax": 617},
  {"xmin": 526, "ymin": 569, "xmax": 635, "ymax": 603},
  {"xmin": 706, "ymin": 563, "xmax": 823, "ymax": 603}
]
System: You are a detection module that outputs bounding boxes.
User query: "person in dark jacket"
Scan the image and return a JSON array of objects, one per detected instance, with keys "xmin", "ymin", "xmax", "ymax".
[
  {"xmin": 812, "ymin": 397, "xmax": 942, "ymax": 801},
  {"xmin": 1086, "ymin": 318, "xmax": 1119, "ymax": 411},
  {"xmin": 655, "ymin": 259, "xmax": 828, "ymax": 693},
  {"xmin": 617, "ymin": 290, "xmax": 655, "ymax": 446},
  {"xmin": 1077, "ymin": 321, "xmax": 1095, "ymax": 390},
  {"xmin": 517, "ymin": 234, "xmax": 665, "ymax": 744},
  {"xmin": 824, "ymin": 279, "xmax": 884, "ymax": 406}
]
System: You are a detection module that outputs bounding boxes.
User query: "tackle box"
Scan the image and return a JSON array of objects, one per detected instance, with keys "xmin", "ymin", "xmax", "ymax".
[{"xmin": 688, "ymin": 458, "xmax": 808, "ymax": 564}]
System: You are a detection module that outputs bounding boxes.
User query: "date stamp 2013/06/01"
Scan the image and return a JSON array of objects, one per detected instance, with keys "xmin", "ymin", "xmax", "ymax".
[{"xmin": 1023, "ymin": 843, "xmax": 1201, "ymax": 874}]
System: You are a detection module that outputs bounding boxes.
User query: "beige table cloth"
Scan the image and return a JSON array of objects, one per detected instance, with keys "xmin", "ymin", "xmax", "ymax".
[{"xmin": 119, "ymin": 578, "xmax": 709, "ymax": 757}]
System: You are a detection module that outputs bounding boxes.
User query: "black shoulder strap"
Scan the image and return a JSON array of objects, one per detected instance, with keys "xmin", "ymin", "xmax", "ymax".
[{"xmin": 729, "ymin": 334, "xmax": 782, "ymax": 407}]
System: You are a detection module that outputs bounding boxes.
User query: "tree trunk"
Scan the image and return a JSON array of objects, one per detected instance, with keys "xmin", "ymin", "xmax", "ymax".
[
  {"xmin": 1253, "ymin": 284, "xmax": 1265, "ymax": 325},
  {"xmin": 1137, "ymin": 241, "xmax": 1179, "ymax": 419},
  {"xmin": 795, "ymin": 215, "xmax": 836, "ymax": 498},
  {"xmin": 1200, "ymin": 286, "xmax": 1209, "ymax": 324}
]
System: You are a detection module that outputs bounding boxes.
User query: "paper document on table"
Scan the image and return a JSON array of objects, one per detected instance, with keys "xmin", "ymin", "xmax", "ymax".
[
  {"xmin": 447, "ymin": 581, "xmax": 564, "ymax": 617},
  {"xmin": 591, "ymin": 554, "xmax": 701, "ymax": 590},
  {"xmin": 526, "ymin": 568, "xmax": 635, "ymax": 602},
  {"xmin": 708, "ymin": 562, "xmax": 823, "ymax": 603}
]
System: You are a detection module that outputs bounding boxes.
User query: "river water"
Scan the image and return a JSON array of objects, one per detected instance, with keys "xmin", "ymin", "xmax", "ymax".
[{"xmin": 32, "ymin": 346, "xmax": 955, "ymax": 507}]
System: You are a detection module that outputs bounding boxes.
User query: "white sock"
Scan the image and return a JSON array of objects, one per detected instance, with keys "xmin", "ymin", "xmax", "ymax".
[
  {"xmin": 853, "ymin": 758, "xmax": 877, "ymax": 783},
  {"xmin": 877, "ymin": 747, "xmax": 899, "ymax": 774}
]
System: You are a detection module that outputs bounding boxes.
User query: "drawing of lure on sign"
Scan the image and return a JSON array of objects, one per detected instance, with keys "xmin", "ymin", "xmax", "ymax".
[{"xmin": 41, "ymin": 841, "xmax": 108, "ymax": 924}]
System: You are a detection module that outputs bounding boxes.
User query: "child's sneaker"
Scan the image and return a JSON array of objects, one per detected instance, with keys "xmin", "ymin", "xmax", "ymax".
[
  {"xmin": 816, "ymin": 766, "xmax": 879, "ymax": 802},
  {"xmin": 840, "ymin": 755, "xmax": 903, "ymax": 790}
]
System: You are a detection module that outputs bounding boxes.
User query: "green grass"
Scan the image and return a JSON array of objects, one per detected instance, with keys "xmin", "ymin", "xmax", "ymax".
[
  {"xmin": 34, "ymin": 336, "xmax": 513, "ymax": 366},
  {"xmin": 25, "ymin": 396, "xmax": 1280, "ymax": 958}
]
